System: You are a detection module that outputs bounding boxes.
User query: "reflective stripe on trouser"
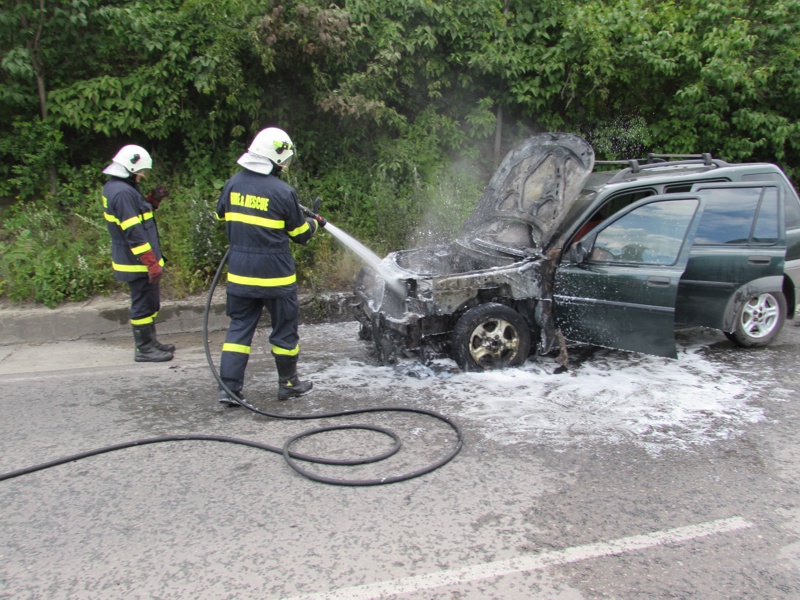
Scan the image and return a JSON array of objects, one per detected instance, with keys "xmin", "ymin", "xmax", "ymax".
[
  {"xmin": 129, "ymin": 277, "xmax": 160, "ymax": 325},
  {"xmin": 219, "ymin": 294, "xmax": 300, "ymax": 391}
]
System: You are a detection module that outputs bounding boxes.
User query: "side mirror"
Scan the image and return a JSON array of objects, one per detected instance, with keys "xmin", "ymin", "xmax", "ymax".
[{"xmin": 568, "ymin": 239, "xmax": 590, "ymax": 264}]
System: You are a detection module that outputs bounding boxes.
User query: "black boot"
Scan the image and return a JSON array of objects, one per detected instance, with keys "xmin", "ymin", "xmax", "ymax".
[
  {"xmin": 218, "ymin": 388, "xmax": 243, "ymax": 407},
  {"xmin": 133, "ymin": 324, "xmax": 174, "ymax": 362},
  {"xmin": 275, "ymin": 356, "xmax": 313, "ymax": 401},
  {"xmin": 152, "ymin": 323, "xmax": 176, "ymax": 353}
]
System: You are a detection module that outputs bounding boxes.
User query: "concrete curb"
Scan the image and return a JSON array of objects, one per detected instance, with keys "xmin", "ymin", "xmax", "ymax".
[{"xmin": 0, "ymin": 290, "xmax": 355, "ymax": 346}]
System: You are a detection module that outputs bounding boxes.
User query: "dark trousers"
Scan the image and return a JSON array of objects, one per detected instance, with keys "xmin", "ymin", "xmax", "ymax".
[
  {"xmin": 128, "ymin": 277, "xmax": 161, "ymax": 326},
  {"xmin": 219, "ymin": 293, "xmax": 300, "ymax": 392}
]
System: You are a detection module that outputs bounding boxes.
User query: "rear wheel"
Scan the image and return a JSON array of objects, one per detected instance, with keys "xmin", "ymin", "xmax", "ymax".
[
  {"xmin": 453, "ymin": 303, "xmax": 531, "ymax": 371},
  {"xmin": 724, "ymin": 291, "xmax": 787, "ymax": 348}
]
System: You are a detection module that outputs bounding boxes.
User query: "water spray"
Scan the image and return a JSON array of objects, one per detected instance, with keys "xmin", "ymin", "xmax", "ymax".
[{"xmin": 300, "ymin": 199, "xmax": 406, "ymax": 294}]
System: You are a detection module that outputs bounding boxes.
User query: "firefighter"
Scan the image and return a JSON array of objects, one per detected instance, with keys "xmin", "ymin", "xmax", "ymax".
[
  {"xmin": 215, "ymin": 127, "xmax": 320, "ymax": 405},
  {"xmin": 102, "ymin": 145, "xmax": 174, "ymax": 362}
]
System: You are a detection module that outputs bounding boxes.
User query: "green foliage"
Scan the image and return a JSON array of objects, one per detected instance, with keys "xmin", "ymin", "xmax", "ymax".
[
  {"xmin": 2, "ymin": 0, "xmax": 800, "ymax": 305},
  {"xmin": 0, "ymin": 202, "xmax": 113, "ymax": 307},
  {"xmin": 155, "ymin": 178, "xmax": 228, "ymax": 297},
  {"xmin": 0, "ymin": 118, "xmax": 66, "ymax": 199},
  {"xmin": 581, "ymin": 116, "xmax": 652, "ymax": 160}
]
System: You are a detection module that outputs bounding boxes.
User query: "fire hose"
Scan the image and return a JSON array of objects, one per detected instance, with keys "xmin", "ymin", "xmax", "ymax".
[{"xmin": 0, "ymin": 207, "xmax": 463, "ymax": 486}]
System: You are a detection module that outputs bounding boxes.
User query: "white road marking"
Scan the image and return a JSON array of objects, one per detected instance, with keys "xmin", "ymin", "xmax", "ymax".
[{"xmin": 285, "ymin": 516, "xmax": 753, "ymax": 600}]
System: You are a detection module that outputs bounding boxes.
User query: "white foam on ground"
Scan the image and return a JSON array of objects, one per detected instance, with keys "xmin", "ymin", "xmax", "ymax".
[{"xmin": 305, "ymin": 323, "xmax": 770, "ymax": 454}]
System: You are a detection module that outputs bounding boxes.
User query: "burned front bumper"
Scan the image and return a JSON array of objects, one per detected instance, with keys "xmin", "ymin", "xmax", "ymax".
[{"xmin": 352, "ymin": 245, "xmax": 551, "ymax": 363}]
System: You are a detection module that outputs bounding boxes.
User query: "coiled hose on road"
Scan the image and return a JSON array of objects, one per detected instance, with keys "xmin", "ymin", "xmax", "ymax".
[{"xmin": 0, "ymin": 249, "xmax": 463, "ymax": 486}]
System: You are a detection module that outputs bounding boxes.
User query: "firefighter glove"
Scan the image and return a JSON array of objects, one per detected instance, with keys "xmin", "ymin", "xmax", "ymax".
[
  {"xmin": 146, "ymin": 184, "xmax": 169, "ymax": 210},
  {"xmin": 140, "ymin": 250, "xmax": 163, "ymax": 283},
  {"xmin": 305, "ymin": 217, "xmax": 318, "ymax": 235}
]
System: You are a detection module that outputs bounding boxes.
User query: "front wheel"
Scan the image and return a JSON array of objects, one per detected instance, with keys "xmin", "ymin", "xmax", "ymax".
[
  {"xmin": 453, "ymin": 303, "xmax": 531, "ymax": 371},
  {"xmin": 724, "ymin": 291, "xmax": 787, "ymax": 348}
]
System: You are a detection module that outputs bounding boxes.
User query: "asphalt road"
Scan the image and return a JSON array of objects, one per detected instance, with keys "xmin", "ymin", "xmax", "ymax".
[{"xmin": 1, "ymin": 320, "xmax": 799, "ymax": 599}]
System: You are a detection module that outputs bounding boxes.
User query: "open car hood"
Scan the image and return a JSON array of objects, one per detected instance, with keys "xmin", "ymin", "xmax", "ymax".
[{"xmin": 463, "ymin": 132, "xmax": 594, "ymax": 251}]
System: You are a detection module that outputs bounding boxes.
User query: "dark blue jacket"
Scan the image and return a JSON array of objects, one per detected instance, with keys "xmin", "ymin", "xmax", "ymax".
[
  {"xmin": 216, "ymin": 169, "xmax": 315, "ymax": 298},
  {"xmin": 102, "ymin": 177, "xmax": 164, "ymax": 282}
]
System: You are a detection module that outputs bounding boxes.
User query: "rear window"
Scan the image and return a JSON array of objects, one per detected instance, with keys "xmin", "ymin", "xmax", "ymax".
[{"xmin": 693, "ymin": 187, "xmax": 778, "ymax": 245}]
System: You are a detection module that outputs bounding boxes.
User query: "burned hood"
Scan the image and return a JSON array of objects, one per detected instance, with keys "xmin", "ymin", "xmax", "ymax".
[{"xmin": 464, "ymin": 132, "xmax": 594, "ymax": 250}]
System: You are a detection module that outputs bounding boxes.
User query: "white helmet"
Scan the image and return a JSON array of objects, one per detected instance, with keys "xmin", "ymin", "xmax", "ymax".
[
  {"xmin": 237, "ymin": 127, "xmax": 294, "ymax": 175},
  {"xmin": 103, "ymin": 145, "xmax": 153, "ymax": 177}
]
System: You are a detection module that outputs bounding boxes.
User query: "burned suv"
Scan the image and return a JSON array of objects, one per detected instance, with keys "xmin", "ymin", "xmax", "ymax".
[{"xmin": 353, "ymin": 132, "xmax": 800, "ymax": 369}]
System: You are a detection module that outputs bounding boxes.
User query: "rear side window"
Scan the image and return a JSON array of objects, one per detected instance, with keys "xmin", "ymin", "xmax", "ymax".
[
  {"xmin": 693, "ymin": 187, "xmax": 778, "ymax": 245},
  {"xmin": 752, "ymin": 188, "xmax": 779, "ymax": 243}
]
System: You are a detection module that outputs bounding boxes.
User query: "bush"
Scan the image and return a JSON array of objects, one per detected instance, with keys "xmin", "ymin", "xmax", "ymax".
[{"xmin": 0, "ymin": 204, "xmax": 114, "ymax": 307}]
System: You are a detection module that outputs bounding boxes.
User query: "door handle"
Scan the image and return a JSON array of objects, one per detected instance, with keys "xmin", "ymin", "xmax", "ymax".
[
  {"xmin": 748, "ymin": 256, "xmax": 771, "ymax": 265},
  {"xmin": 647, "ymin": 276, "xmax": 671, "ymax": 287}
]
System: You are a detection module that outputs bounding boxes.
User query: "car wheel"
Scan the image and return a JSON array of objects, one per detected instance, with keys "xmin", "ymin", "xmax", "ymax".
[
  {"xmin": 453, "ymin": 303, "xmax": 531, "ymax": 371},
  {"xmin": 724, "ymin": 291, "xmax": 787, "ymax": 348}
]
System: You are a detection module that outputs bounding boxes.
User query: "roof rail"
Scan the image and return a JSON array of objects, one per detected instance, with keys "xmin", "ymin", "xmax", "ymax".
[
  {"xmin": 598, "ymin": 153, "xmax": 729, "ymax": 184},
  {"xmin": 646, "ymin": 153, "xmax": 715, "ymax": 166}
]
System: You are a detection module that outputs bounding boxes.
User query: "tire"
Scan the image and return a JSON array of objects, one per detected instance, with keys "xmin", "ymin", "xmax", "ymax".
[
  {"xmin": 453, "ymin": 303, "xmax": 531, "ymax": 371},
  {"xmin": 724, "ymin": 291, "xmax": 787, "ymax": 348}
]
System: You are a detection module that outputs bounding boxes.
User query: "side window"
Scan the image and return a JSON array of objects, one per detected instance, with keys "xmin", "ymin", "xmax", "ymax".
[
  {"xmin": 752, "ymin": 188, "xmax": 779, "ymax": 243},
  {"xmin": 574, "ymin": 189, "xmax": 655, "ymax": 241},
  {"xmin": 591, "ymin": 199, "xmax": 698, "ymax": 265},
  {"xmin": 693, "ymin": 187, "xmax": 776, "ymax": 245}
]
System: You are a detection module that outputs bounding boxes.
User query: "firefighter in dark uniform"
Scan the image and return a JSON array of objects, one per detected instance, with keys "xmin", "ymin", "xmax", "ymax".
[
  {"xmin": 216, "ymin": 127, "xmax": 320, "ymax": 405},
  {"xmin": 102, "ymin": 144, "xmax": 174, "ymax": 363}
]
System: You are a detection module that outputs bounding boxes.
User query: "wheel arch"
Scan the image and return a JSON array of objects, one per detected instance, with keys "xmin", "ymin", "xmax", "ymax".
[
  {"xmin": 722, "ymin": 276, "xmax": 786, "ymax": 332},
  {"xmin": 783, "ymin": 273, "xmax": 798, "ymax": 320}
]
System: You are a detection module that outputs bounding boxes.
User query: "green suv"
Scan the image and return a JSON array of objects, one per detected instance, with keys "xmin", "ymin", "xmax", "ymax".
[{"xmin": 353, "ymin": 132, "xmax": 800, "ymax": 369}]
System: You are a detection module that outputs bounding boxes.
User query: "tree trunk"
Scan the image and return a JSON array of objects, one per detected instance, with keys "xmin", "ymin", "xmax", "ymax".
[
  {"xmin": 494, "ymin": 104, "xmax": 503, "ymax": 168},
  {"xmin": 25, "ymin": 0, "xmax": 58, "ymax": 194}
]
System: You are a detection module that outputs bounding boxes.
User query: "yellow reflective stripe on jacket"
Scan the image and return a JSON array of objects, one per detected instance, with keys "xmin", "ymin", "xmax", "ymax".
[
  {"xmin": 111, "ymin": 257, "xmax": 164, "ymax": 272},
  {"xmin": 118, "ymin": 211, "xmax": 153, "ymax": 231},
  {"xmin": 131, "ymin": 242, "xmax": 152, "ymax": 255},
  {"xmin": 222, "ymin": 343, "xmax": 251, "ymax": 354},
  {"xmin": 272, "ymin": 344, "xmax": 299, "ymax": 356},
  {"xmin": 225, "ymin": 212, "xmax": 285, "ymax": 229},
  {"xmin": 227, "ymin": 272, "xmax": 296, "ymax": 287},
  {"xmin": 120, "ymin": 214, "xmax": 141, "ymax": 230},
  {"xmin": 104, "ymin": 212, "xmax": 120, "ymax": 226},
  {"xmin": 288, "ymin": 221, "xmax": 310, "ymax": 237}
]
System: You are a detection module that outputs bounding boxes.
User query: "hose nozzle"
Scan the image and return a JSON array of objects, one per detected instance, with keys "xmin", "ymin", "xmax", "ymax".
[{"xmin": 300, "ymin": 197, "xmax": 327, "ymax": 228}]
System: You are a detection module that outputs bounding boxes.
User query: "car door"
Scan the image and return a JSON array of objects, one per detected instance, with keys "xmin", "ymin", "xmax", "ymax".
[
  {"xmin": 679, "ymin": 184, "xmax": 786, "ymax": 329},
  {"xmin": 553, "ymin": 195, "xmax": 701, "ymax": 358}
]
